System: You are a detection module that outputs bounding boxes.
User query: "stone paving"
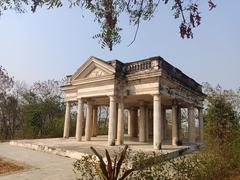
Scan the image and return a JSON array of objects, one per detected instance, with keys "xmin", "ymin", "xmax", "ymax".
[
  {"xmin": 0, "ymin": 135, "xmax": 193, "ymax": 179},
  {"xmin": 10, "ymin": 135, "xmax": 191, "ymax": 158},
  {"xmin": 0, "ymin": 143, "xmax": 76, "ymax": 180}
]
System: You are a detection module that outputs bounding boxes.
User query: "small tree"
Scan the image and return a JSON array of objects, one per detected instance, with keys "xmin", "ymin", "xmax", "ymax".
[
  {"xmin": 204, "ymin": 85, "xmax": 240, "ymax": 148},
  {"xmin": 202, "ymin": 84, "xmax": 240, "ymax": 178}
]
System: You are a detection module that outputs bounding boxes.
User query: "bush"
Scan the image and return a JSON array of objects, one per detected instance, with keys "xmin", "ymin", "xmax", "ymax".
[{"xmin": 73, "ymin": 85, "xmax": 240, "ymax": 180}]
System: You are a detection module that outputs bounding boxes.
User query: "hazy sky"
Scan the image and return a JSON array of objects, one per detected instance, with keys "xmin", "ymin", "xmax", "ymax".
[{"xmin": 0, "ymin": 1, "xmax": 239, "ymax": 90}]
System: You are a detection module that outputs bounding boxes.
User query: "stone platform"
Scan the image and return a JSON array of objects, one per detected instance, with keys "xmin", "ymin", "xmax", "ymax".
[{"xmin": 10, "ymin": 135, "xmax": 194, "ymax": 160}]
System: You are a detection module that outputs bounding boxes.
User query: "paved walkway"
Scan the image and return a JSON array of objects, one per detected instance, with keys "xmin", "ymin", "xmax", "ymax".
[
  {"xmin": 0, "ymin": 143, "xmax": 76, "ymax": 180},
  {"xmin": 0, "ymin": 136, "xmax": 194, "ymax": 179}
]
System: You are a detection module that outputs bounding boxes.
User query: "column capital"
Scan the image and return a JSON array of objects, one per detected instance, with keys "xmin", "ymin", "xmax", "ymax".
[
  {"xmin": 117, "ymin": 96, "xmax": 124, "ymax": 103},
  {"xmin": 65, "ymin": 101, "xmax": 71, "ymax": 105},
  {"xmin": 109, "ymin": 95, "xmax": 117, "ymax": 102},
  {"xmin": 153, "ymin": 94, "xmax": 161, "ymax": 101},
  {"xmin": 139, "ymin": 100, "xmax": 145, "ymax": 106},
  {"xmin": 87, "ymin": 99, "xmax": 93, "ymax": 105},
  {"xmin": 172, "ymin": 99, "xmax": 178, "ymax": 106},
  {"xmin": 77, "ymin": 98, "xmax": 83, "ymax": 103},
  {"xmin": 188, "ymin": 104, "xmax": 195, "ymax": 109}
]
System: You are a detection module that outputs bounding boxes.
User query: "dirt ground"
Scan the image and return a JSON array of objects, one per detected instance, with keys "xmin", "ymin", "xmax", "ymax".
[
  {"xmin": 228, "ymin": 168, "xmax": 240, "ymax": 180},
  {"xmin": 0, "ymin": 157, "xmax": 26, "ymax": 175}
]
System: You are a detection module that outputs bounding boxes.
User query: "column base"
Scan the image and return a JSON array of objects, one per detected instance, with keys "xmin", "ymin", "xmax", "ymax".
[
  {"xmin": 76, "ymin": 136, "xmax": 82, "ymax": 142},
  {"xmin": 172, "ymin": 138, "xmax": 183, "ymax": 146},
  {"xmin": 108, "ymin": 141, "xmax": 115, "ymax": 146},
  {"xmin": 154, "ymin": 142, "xmax": 162, "ymax": 150},
  {"xmin": 116, "ymin": 141, "xmax": 124, "ymax": 145}
]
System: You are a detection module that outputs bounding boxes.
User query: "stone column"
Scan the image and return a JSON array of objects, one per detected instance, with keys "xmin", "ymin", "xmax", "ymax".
[
  {"xmin": 127, "ymin": 109, "xmax": 131, "ymax": 136},
  {"xmin": 177, "ymin": 106, "xmax": 182, "ymax": 145},
  {"xmin": 172, "ymin": 103, "xmax": 180, "ymax": 146},
  {"xmin": 161, "ymin": 107, "xmax": 166, "ymax": 141},
  {"xmin": 131, "ymin": 108, "xmax": 138, "ymax": 137},
  {"xmin": 145, "ymin": 107, "xmax": 149, "ymax": 142},
  {"xmin": 164, "ymin": 109, "xmax": 168, "ymax": 140},
  {"xmin": 63, "ymin": 101, "xmax": 71, "ymax": 138},
  {"xmin": 115, "ymin": 104, "xmax": 118, "ymax": 139},
  {"xmin": 108, "ymin": 96, "xmax": 117, "ymax": 146},
  {"xmin": 85, "ymin": 101, "xmax": 93, "ymax": 141},
  {"xmin": 198, "ymin": 108, "xmax": 204, "ymax": 143},
  {"xmin": 92, "ymin": 106, "xmax": 98, "ymax": 137},
  {"xmin": 149, "ymin": 109, "xmax": 153, "ymax": 136},
  {"xmin": 139, "ymin": 102, "xmax": 146, "ymax": 142},
  {"xmin": 76, "ymin": 99, "xmax": 84, "ymax": 141},
  {"xmin": 153, "ymin": 94, "xmax": 162, "ymax": 150},
  {"xmin": 188, "ymin": 106, "xmax": 195, "ymax": 144},
  {"xmin": 117, "ymin": 99, "xmax": 124, "ymax": 145}
]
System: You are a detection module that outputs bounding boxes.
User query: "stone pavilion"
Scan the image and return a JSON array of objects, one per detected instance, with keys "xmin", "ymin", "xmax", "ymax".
[{"xmin": 61, "ymin": 56, "xmax": 205, "ymax": 150}]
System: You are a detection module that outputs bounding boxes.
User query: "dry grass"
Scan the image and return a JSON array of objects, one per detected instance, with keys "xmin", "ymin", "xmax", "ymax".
[
  {"xmin": 0, "ymin": 157, "xmax": 25, "ymax": 175},
  {"xmin": 228, "ymin": 168, "xmax": 240, "ymax": 180}
]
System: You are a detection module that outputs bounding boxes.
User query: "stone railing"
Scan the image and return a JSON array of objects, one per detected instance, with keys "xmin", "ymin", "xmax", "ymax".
[
  {"xmin": 66, "ymin": 75, "xmax": 72, "ymax": 84},
  {"xmin": 126, "ymin": 60, "xmax": 154, "ymax": 73}
]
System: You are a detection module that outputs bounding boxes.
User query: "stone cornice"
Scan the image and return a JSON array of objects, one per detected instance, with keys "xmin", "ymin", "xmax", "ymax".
[
  {"xmin": 126, "ymin": 70, "xmax": 162, "ymax": 81},
  {"xmin": 161, "ymin": 71, "xmax": 205, "ymax": 97}
]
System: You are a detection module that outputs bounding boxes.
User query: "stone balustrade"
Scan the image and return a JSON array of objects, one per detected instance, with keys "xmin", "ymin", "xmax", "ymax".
[
  {"xmin": 66, "ymin": 75, "xmax": 72, "ymax": 84},
  {"xmin": 126, "ymin": 60, "xmax": 152, "ymax": 73}
]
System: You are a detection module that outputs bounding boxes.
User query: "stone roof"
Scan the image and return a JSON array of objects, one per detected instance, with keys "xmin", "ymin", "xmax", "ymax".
[{"xmin": 107, "ymin": 56, "xmax": 203, "ymax": 94}]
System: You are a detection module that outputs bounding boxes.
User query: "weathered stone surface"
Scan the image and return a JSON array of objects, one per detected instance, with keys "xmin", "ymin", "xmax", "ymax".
[
  {"xmin": 9, "ymin": 136, "xmax": 193, "ymax": 159},
  {"xmin": 61, "ymin": 56, "xmax": 205, "ymax": 149}
]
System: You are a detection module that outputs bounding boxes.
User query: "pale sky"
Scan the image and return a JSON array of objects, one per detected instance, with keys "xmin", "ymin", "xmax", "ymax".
[{"xmin": 0, "ymin": 1, "xmax": 239, "ymax": 90}]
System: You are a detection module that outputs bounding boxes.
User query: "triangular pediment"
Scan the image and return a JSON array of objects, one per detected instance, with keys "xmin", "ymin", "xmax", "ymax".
[{"xmin": 71, "ymin": 56, "xmax": 115, "ymax": 80}]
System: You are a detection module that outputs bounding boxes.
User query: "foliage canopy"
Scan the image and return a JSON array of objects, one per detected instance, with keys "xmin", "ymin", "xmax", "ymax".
[{"xmin": 0, "ymin": 0, "xmax": 216, "ymax": 50}]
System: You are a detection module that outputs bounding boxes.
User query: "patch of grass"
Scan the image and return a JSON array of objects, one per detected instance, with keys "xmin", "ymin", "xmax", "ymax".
[{"xmin": 0, "ymin": 157, "xmax": 25, "ymax": 175}]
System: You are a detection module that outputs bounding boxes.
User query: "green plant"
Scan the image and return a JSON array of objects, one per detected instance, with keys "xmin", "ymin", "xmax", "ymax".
[
  {"xmin": 73, "ymin": 145, "xmax": 134, "ymax": 180},
  {"xmin": 73, "ymin": 145, "xmax": 169, "ymax": 180},
  {"xmin": 91, "ymin": 145, "xmax": 134, "ymax": 180}
]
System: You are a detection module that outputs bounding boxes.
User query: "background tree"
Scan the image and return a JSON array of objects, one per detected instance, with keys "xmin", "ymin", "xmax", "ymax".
[
  {"xmin": 0, "ymin": 66, "xmax": 66, "ymax": 140},
  {"xmin": 22, "ymin": 80, "xmax": 65, "ymax": 137},
  {"xmin": 0, "ymin": 66, "xmax": 18, "ymax": 139},
  {"xmin": 0, "ymin": 0, "xmax": 215, "ymax": 51},
  {"xmin": 201, "ymin": 84, "xmax": 240, "ymax": 178}
]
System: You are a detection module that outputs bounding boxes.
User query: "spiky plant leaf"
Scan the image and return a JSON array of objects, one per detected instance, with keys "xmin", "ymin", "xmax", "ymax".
[
  {"xmin": 116, "ymin": 145, "xmax": 128, "ymax": 177},
  {"xmin": 90, "ymin": 146, "xmax": 108, "ymax": 179},
  {"xmin": 105, "ymin": 149, "xmax": 113, "ymax": 179}
]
